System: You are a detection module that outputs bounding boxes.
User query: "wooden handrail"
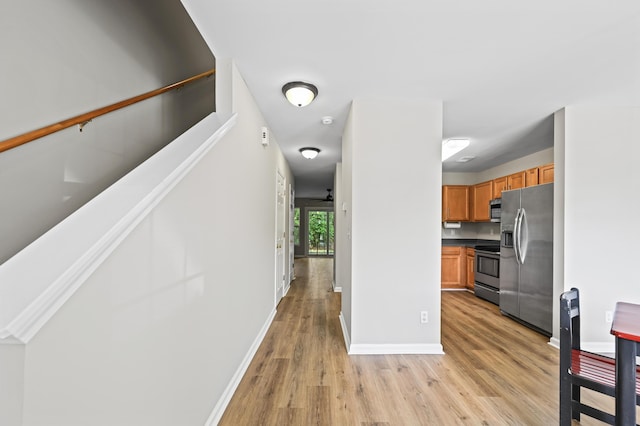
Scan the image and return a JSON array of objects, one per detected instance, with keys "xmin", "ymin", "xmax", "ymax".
[{"xmin": 0, "ymin": 68, "xmax": 215, "ymax": 154}]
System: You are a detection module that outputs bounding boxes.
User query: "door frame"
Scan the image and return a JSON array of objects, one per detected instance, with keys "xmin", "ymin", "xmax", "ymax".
[
  {"xmin": 275, "ymin": 170, "xmax": 286, "ymax": 304},
  {"xmin": 306, "ymin": 207, "xmax": 335, "ymax": 257}
]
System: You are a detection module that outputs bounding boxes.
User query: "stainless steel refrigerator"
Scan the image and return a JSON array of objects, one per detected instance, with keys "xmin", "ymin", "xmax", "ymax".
[{"xmin": 500, "ymin": 183, "xmax": 553, "ymax": 335}]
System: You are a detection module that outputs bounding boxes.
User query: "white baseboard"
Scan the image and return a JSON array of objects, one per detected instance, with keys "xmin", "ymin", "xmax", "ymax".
[
  {"xmin": 332, "ymin": 280, "xmax": 342, "ymax": 293},
  {"xmin": 548, "ymin": 337, "xmax": 615, "ymax": 355},
  {"xmin": 205, "ymin": 308, "xmax": 276, "ymax": 426},
  {"xmin": 339, "ymin": 312, "xmax": 351, "ymax": 352},
  {"xmin": 348, "ymin": 343, "xmax": 445, "ymax": 355},
  {"xmin": 581, "ymin": 341, "xmax": 615, "ymax": 355},
  {"xmin": 338, "ymin": 312, "xmax": 444, "ymax": 355}
]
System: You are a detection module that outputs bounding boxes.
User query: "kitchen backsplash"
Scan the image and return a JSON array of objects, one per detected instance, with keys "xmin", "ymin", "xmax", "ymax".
[{"xmin": 441, "ymin": 222, "xmax": 500, "ymax": 240}]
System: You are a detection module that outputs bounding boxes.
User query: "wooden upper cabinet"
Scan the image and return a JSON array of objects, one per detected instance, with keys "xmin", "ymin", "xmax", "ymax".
[
  {"xmin": 442, "ymin": 185, "xmax": 470, "ymax": 221},
  {"xmin": 492, "ymin": 176, "xmax": 507, "ymax": 199},
  {"xmin": 525, "ymin": 167, "xmax": 539, "ymax": 187},
  {"xmin": 471, "ymin": 180, "xmax": 493, "ymax": 222},
  {"xmin": 539, "ymin": 163, "xmax": 554, "ymax": 184},
  {"xmin": 507, "ymin": 171, "xmax": 525, "ymax": 191}
]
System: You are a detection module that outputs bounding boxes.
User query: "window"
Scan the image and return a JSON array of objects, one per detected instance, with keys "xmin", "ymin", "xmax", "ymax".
[
  {"xmin": 293, "ymin": 208, "xmax": 300, "ymax": 246},
  {"xmin": 307, "ymin": 210, "xmax": 334, "ymax": 256}
]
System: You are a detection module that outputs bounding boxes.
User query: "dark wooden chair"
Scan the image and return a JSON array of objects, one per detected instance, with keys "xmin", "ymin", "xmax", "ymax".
[{"xmin": 559, "ymin": 287, "xmax": 640, "ymax": 425}]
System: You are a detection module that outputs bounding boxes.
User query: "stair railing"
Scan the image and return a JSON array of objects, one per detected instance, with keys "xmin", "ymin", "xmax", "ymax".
[{"xmin": 0, "ymin": 68, "xmax": 215, "ymax": 154}]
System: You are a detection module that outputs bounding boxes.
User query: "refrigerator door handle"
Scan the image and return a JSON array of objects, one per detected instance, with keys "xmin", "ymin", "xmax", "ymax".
[
  {"xmin": 514, "ymin": 208, "xmax": 522, "ymax": 265},
  {"xmin": 519, "ymin": 208, "xmax": 528, "ymax": 264}
]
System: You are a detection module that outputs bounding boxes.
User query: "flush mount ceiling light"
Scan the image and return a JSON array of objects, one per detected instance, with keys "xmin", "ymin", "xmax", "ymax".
[
  {"xmin": 442, "ymin": 139, "xmax": 470, "ymax": 161},
  {"xmin": 299, "ymin": 147, "xmax": 320, "ymax": 159},
  {"xmin": 282, "ymin": 81, "xmax": 318, "ymax": 107}
]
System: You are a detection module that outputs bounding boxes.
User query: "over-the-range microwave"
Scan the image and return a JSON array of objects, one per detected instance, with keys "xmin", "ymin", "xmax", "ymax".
[{"xmin": 490, "ymin": 198, "xmax": 501, "ymax": 222}]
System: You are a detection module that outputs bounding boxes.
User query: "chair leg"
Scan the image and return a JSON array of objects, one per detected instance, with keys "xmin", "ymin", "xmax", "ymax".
[
  {"xmin": 560, "ymin": 372, "xmax": 572, "ymax": 425},
  {"xmin": 572, "ymin": 384, "xmax": 580, "ymax": 421}
]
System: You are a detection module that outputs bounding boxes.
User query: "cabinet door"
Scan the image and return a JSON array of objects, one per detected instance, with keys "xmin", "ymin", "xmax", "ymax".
[
  {"xmin": 539, "ymin": 163, "xmax": 554, "ymax": 184},
  {"xmin": 441, "ymin": 246, "xmax": 465, "ymax": 289},
  {"xmin": 507, "ymin": 171, "xmax": 525, "ymax": 190},
  {"xmin": 442, "ymin": 186, "xmax": 470, "ymax": 221},
  {"xmin": 471, "ymin": 181, "xmax": 493, "ymax": 222},
  {"xmin": 466, "ymin": 248, "xmax": 475, "ymax": 289},
  {"xmin": 525, "ymin": 167, "xmax": 539, "ymax": 187},
  {"xmin": 493, "ymin": 177, "xmax": 507, "ymax": 198}
]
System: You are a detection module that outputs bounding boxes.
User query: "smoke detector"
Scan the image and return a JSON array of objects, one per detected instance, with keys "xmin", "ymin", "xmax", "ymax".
[{"xmin": 456, "ymin": 156, "xmax": 476, "ymax": 163}]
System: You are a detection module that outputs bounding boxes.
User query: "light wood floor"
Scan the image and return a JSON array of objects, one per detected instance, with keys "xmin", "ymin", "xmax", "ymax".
[{"xmin": 219, "ymin": 257, "xmax": 618, "ymax": 425}]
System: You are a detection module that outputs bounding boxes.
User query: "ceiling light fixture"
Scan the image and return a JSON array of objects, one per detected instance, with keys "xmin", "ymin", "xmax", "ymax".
[
  {"xmin": 442, "ymin": 139, "xmax": 470, "ymax": 161},
  {"xmin": 282, "ymin": 81, "xmax": 318, "ymax": 107},
  {"xmin": 299, "ymin": 147, "xmax": 320, "ymax": 159}
]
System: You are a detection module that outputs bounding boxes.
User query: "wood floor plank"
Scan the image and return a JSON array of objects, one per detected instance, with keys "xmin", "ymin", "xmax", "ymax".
[{"xmin": 219, "ymin": 257, "xmax": 632, "ymax": 425}]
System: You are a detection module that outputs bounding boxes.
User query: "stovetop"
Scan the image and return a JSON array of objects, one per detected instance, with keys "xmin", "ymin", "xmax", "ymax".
[{"xmin": 474, "ymin": 245, "xmax": 501, "ymax": 253}]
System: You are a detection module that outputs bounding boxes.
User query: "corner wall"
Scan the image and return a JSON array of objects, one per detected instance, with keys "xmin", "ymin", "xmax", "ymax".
[
  {"xmin": 342, "ymin": 98, "xmax": 443, "ymax": 353},
  {"xmin": 561, "ymin": 106, "xmax": 640, "ymax": 349}
]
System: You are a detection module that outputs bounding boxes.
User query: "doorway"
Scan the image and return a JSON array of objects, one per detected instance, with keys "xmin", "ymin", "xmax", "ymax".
[{"xmin": 307, "ymin": 210, "xmax": 334, "ymax": 256}]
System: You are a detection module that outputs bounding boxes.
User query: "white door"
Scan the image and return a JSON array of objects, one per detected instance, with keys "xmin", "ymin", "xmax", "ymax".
[
  {"xmin": 288, "ymin": 184, "xmax": 295, "ymax": 285},
  {"xmin": 275, "ymin": 171, "xmax": 286, "ymax": 303}
]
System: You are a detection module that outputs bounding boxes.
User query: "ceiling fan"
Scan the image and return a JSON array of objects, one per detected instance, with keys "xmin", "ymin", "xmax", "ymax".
[{"xmin": 311, "ymin": 188, "xmax": 333, "ymax": 202}]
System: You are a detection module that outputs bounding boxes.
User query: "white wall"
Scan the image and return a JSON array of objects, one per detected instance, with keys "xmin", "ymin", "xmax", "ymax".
[
  {"xmin": 338, "ymin": 109, "xmax": 354, "ymax": 341},
  {"xmin": 442, "ymin": 148, "xmax": 553, "ymax": 186},
  {"xmin": 561, "ymin": 106, "xmax": 640, "ymax": 348},
  {"xmin": 0, "ymin": 345, "xmax": 24, "ymax": 425},
  {"xmin": 333, "ymin": 163, "xmax": 343, "ymax": 290},
  {"xmin": 344, "ymin": 98, "xmax": 443, "ymax": 353},
  {"xmin": 14, "ymin": 61, "xmax": 293, "ymax": 425},
  {"xmin": 0, "ymin": 0, "xmax": 215, "ymax": 264},
  {"xmin": 551, "ymin": 109, "xmax": 566, "ymax": 345},
  {"xmin": 475, "ymin": 147, "xmax": 554, "ymax": 183}
]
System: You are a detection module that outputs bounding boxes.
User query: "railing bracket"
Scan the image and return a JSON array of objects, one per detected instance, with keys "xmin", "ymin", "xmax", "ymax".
[{"xmin": 78, "ymin": 120, "xmax": 92, "ymax": 132}]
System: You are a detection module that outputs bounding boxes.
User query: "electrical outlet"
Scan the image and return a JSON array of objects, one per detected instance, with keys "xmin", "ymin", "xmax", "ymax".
[
  {"xmin": 605, "ymin": 311, "xmax": 613, "ymax": 323},
  {"xmin": 420, "ymin": 311, "xmax": 429, "ymax": 324}
]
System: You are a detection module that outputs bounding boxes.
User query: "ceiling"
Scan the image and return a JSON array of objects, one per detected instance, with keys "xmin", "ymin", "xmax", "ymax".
[{"xmin": 183, "ymin": 0, "xmax": 640, "ymax": 198}]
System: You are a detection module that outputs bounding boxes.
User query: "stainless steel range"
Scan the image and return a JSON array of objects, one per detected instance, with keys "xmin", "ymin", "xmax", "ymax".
[{"xmin": 474, "ymin": 245, "xmax": 500, "ymax": 305}]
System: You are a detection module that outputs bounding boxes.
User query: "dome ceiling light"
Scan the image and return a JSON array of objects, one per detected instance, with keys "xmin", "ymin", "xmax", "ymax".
[
  {"xmin": 299, "ymin": 147, "xmax": 320, "ymax": 159},
  {"xmin": 282, "ymin": 81, "xmax": 318, "ymax": 107}
]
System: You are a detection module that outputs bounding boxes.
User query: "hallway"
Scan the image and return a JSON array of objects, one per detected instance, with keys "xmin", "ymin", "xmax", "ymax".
[{"xmin": 218, "ymin": 258, "xmax": 605, "ymax": 425}]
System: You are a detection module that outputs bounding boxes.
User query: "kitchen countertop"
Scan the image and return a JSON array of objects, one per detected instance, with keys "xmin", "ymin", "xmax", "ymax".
[{"xmin": 441, "ymin": 239, "xmax": 500, "ymax": 248}]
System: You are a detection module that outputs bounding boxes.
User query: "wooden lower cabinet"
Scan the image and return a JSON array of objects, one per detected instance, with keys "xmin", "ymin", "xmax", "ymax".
[
  {"xmin": 441, "ymin": 246, "xmax": 466, "ymax": 289},
  {"xmin": 466, "ymin": 248, "xmax": 475, "ymax": 290}
]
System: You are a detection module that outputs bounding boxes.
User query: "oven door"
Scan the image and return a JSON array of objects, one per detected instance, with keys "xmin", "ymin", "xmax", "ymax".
[
  {"xmin": 475, "ymin": 251, "xmax": 500, "ymax": 289},
  {"xmin": 475, "ymin": 249, "xmax": 500, "ymax": 304}
]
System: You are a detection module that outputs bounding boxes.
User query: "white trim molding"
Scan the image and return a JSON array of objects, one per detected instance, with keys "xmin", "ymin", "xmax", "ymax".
[
  {"xmin": 348, "ymin": 343, "xmax": 445, "ymax": 355},
  {"xmin": 205, "ymin": 308, "xmax": 277, "ymax": 426},
  {"xmin": 0, "ymin": 113, "xmax": 237, "ymax": 344},
  {"xmin": 548, "ymin": 337, "xmax": 615, "ymax": 356},
  {"xmin": 339, "ymin": 312, "xmax": 351, "ymax": 352}
]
